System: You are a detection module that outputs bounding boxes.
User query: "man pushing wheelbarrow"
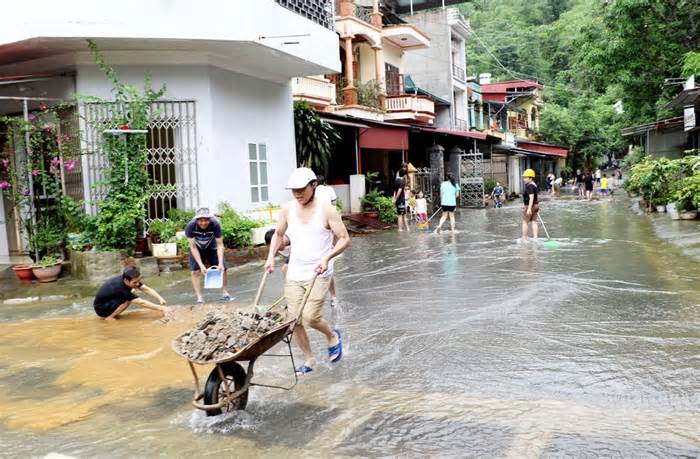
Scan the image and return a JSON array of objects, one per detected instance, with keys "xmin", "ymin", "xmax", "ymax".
[{"xmin": 265, "ymin": 167, "xmax": 351, "ymax": 374}]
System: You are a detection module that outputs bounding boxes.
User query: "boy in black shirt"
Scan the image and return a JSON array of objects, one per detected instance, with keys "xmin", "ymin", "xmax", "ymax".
[
  {"xmin": 93, "ymin": 266, "xmax": 172, "ymax": 320},
  {"xmin": 521, "ymin": 169, "xmax": 539, "ymax": 241}
]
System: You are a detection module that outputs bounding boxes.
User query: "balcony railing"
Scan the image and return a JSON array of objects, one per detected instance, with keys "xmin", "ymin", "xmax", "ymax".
[
  {"xmin": 452, "ymin": 64, "xmax": 466, "ymax": 82},
  {"xmin": 385, "ymin": 95, "xmax": 435, "ymax": 121},
  {"xmin": 447, "ymin": 8, "xmax": 467, "ymax": 25},
  {"xmin": 275, "ymin": 0, "xmax": 335, "ymax": 30},
  {"xmin": 355, "ymin": 6, "xmax": 374, "ymax": 24},
  {"xmin": 455, "ymin": 118, "xmax": 469, "ymax": 131},
  {"xmin": 292, "ymin": 77, "xmax": 336, "ymax": 106}
]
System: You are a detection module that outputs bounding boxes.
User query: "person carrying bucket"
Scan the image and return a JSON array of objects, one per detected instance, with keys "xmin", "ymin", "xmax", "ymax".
[
  {"xmin": 521, "ymin": 169, "xmax": 539, "ymax": 241},
  {"xmin": 265, "ymin": 167, "xmax": 350, "ymax": 374},
  {"xmin": 185, "ymin": 207, "xmax": 231, "ymax": 304}
]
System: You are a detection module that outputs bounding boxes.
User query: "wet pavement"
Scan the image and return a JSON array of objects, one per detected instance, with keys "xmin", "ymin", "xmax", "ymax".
[{"xmin": 1, "ymin": 197, "xmax": 699, "ymax": 457}]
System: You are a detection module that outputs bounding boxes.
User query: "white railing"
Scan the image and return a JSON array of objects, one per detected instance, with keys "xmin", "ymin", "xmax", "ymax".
[
  {"xmin": 292, "ymin": 77, "xmax": 336, "ymax": 105},
  {"xmin": 385, "ymin": 95, "xmax": 435, "ymax": 115}
]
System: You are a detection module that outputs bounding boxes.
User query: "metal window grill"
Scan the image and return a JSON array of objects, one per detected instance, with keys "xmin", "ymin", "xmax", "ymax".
[
  {"xmin": 80, "ymin": 100, "xmax": 199, "ymax": 229},
  {"xmin": 412, "ymin": 167, "xmax": 433, "ymax": 203},
  {"xmin": 459, "ymin": 150, "xmax": 484, "ymax": 208},
  {"xmin": 274, "ymin": 0, "xmax": 336, "ymax": 30}
]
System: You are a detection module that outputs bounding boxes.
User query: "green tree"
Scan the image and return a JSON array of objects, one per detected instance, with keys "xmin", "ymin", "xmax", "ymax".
[{"xmin": 293, "ymin": 101, "xmax": 340, "ymax": 173}]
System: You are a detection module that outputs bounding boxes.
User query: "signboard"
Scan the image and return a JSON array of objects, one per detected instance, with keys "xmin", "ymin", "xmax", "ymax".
[
  {"xmin": 684, "ymin": 106, "xmax": 696, "ymax": 132},
  {"xmin": 504, "ymin": 133, "xmax": 515, "ymax": 147}
]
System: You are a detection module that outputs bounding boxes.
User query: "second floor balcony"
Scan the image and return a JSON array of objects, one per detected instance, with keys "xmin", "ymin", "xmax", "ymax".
[
  {"xmin": 292, "ymin": 76, "xmax": 336, "ymax": 108},
  {"xmin": 452, "ymin": 64, "xmax": 466, "ymax": 83},
  {"xmin": 385, "ymin": 94, "xmax": 435, "ymax": 124}
]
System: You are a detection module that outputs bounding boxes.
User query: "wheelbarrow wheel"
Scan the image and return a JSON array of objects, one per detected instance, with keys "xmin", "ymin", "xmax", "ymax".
[{"xmin": 203, "ymin": 361, "xmax": 249, "ymax": 416}]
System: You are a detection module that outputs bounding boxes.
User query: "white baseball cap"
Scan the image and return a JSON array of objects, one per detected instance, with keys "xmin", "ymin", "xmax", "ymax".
[{"xmin": 286, "ymin": 167, "xmax": 317, "ymax": 189}]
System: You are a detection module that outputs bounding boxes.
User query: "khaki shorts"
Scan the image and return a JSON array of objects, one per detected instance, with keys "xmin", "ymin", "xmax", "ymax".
[
  {"xmin": 523, "ymin": 204, "xmax": 539, "ymax": 223},
  {"xmin": 284, "ymin": 277, "xmax": 331, "ymax": 327}
]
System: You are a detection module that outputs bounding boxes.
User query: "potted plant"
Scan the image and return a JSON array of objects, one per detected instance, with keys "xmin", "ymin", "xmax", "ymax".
[
  {"xmin": 31, "ymin": 255, "xmax": 62, "ymax": 282},
  {"xmin": 149, "ymin": 220, "xmax": 178, "ymax": 257},
  {"xmin": 12, "ymin": 264, "xmax": 35, "ymax": 282},
  {"xmin": 671, "ymin": 173, "xmax": 700, "ymax": 220}
]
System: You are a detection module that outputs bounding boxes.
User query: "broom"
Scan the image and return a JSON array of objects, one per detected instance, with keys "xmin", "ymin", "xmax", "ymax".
[{"xmin": 537, "ymin": 213, "xmax": 560, "ymax": 249}]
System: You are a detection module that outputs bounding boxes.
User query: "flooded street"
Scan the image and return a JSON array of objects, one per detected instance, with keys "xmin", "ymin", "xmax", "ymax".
[{"xmin": 1, "ymin": 197, "xmax": 699, "ymax": 457}]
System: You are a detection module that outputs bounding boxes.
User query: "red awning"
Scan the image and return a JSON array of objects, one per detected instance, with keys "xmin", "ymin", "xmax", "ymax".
[
  {"xmin": 431, "ymin": 127, "xmax": 488, "ymax": 140},
  {"xmin": 517, "ymin": 141, "xmax": 568, "ymax": 158},
  {"xmin": 359, "ymin": 126, "xmax": 409, "ymax": 150}
]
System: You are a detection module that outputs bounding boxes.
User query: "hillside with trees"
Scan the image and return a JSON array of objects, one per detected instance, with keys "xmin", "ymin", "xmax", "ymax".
[{"xmin": 460, "ymin": 0, "xmax": 699, "ymax": 172}]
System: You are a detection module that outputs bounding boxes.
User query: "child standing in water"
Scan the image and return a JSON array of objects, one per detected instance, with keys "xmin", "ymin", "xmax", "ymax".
[
  {"xmin": 406, "ymin": 187, "xmax": 417, "ymax": 221},
  {"xmin": 415, "ymin": 190, "xmax": 428, "ymax": 222}
]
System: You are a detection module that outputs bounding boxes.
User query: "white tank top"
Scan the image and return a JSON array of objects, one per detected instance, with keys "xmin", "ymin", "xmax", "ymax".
[{"xmin": 286, "ymin": 200, "xmax": 334, "ymax": 282}]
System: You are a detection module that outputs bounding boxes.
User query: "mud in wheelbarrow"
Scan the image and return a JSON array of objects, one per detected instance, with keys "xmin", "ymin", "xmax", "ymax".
[{"xmin": 171, "ymin": 272, "xmax": 316, "ymax": 416}]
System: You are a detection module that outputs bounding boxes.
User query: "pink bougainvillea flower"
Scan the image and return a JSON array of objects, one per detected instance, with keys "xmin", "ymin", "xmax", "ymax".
[
  {"xmin": 65, "ymin": 159, "xmax": 77, "ymax": 171},
  {"xmin": 28, "ymin": 114, "xmax": 37, "ymax": 122},
  {"xmin": 31, "ymin": 169, "xmax": 40, "ymax": 176},
  {"xmin": 20, "ymin": 187, "xmax": 29, "ymax": 196},
  {"xmin": 0, "ymin": 181, "xmax": 10, "ymax": 190},
  {"xmin": 120, "ymin": 123, "xmax": 130, "ymax": 130},
  {"xmin": 51, "ymin": 156, "xmax": 61, "ymax": 166},
  {"xmin": 0, "ymin": 158, "xmax": 9, "ymax": 170},
  {"xmin": 38, "ymin": 103, "xmax": 47, "ymax": 111}
]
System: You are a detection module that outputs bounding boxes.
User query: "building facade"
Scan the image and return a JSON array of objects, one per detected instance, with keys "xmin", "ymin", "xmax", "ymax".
[{"xmin": 0, "ymin": 0, "xmax": 340, "ymax": 261}]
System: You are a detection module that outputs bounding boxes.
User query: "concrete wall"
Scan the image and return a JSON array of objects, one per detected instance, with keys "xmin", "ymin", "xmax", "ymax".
[
  {"xmin": 401, "ymin": 9, "xmax": 452, "ymax": 104},
  {"xmin": 76, "ymin": 63, "xmax": 297, "ymax": 212},
  {"xmin": 209, "ymin": 66, "xmax": 297, "ymax": 210},
  {"xmin": 384, "ymin": 43, "xmax": 403, "ymax": 73},
  {"xmin": 647, "ymin": 129, "xmax": 686, "ymax": 159},
  {"xmin": 1, "ymin": 0, "xmax": 340, "ymax": 78}
]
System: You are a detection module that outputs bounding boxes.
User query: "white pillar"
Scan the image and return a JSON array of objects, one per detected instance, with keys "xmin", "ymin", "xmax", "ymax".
[{"xmin": 350, "ymin": 174, "xmax": 366, "ymax": 213}]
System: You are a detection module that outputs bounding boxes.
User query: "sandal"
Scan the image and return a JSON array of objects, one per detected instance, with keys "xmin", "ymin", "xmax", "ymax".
[
  {"xmin": 296, "ymin": 364, "xmax": 314, "ymax": 375},
  {"xmin": 328, "ymin": 328, "xmax": 343, "ymax": 363}
]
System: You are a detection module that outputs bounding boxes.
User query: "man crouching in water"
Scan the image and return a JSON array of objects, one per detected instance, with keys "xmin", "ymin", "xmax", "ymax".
[
  {"xmin": 93, "ymin": 266, "xmax": 172, "ymax": 320},
  {"xmin": 264, "ymin": 167, "xmax": 350, "ymax": 374}
]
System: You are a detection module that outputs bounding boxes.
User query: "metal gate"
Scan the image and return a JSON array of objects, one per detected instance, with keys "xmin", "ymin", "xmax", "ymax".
[
  {"xmin": 81, "ymin": 100, "xmax": 199, "ymax": 228},
  {"xmin": 459, "ymin": 150, "xmax": 484, "ymax": 207},
  {"xmin": 411, "ymin": 167, "xmax": 432, "ymax": 202}
]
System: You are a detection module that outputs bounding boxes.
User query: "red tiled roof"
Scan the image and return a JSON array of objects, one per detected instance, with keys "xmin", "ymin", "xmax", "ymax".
[
  {"xmin": 481, "ymin": 80, "xmax": 543, "ymax": 94},
  {"xmin": 517, "ymin": 141, "xmax": 568, "ymax": 158}
]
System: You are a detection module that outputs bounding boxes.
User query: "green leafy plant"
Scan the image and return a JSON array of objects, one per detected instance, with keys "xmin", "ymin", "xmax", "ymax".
[
  {"xmin": 293, "ymin": 101, "xmax": 340, "ymax": 173},
  {"xmin": 218, "ymin": 202, "xmax": 264, "ymax": 249},
  {"xmin": 167, "ymin": 208, "xmax": 195, "ymax": 231},
  {"xmin": 149, "ymin": 219, "xmax": 177, "ymax": 243},
  {"xmin": 671, "ymin": 173, "xmax": 700, "ymax": 212},
  {"xmin": 484, "ymin": 177, "xmax": 497, "ymax": 195},
  {"xmin": 356, "ymin": 79, "xmax": 384, "ymax": 110},
  {"xmin": 34, "ymin": 255, "xmax": 60, "ymax": 268},
  {"xmin": 176, "ymin": 236, "xmax": 190, "ymax": 254},
  {"xmin": 83, "ymin": 40, "xmax": 166, "ymax": 252},
  {"xmin": 361, "ymin": 190, "xmax": 397, "ymax": 224},
  {"xmin": 364, "ymin": 171, "xmax": 381, "ymax": 192}
]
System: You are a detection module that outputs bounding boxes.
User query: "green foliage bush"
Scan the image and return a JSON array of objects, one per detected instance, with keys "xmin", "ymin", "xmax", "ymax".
[
  {"xmin": 218, "ymin": 202, "xmax": 264, "ymax": 249},
  {"xmin": 484, "ymin": 177, "xmax": 497, "ymax": 195},
  {"xmin": 361, "ymin": 190, "xmax": 397, "ymax": 224},
  {"xmin": 167, "ymin": 208, "xmax": 195, "ymax": 231},
  {"xmin": 149, "ymin": 219, "xmax": 177, "ymax": 243},
  {"xmin": 625, "ymin": 155, "xmax": 700, "ymax": 210}
]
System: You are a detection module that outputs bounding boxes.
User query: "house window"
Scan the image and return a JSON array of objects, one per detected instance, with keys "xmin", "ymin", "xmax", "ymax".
[{"xmin": 249, "ymin": 143, "xmax": 269, "ymax": 203}]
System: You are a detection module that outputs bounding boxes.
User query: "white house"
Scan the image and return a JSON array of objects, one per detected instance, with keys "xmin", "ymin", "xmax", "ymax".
[{"xmin": 0, "ymin": 0, "xmax": 340, "ymax": 262}]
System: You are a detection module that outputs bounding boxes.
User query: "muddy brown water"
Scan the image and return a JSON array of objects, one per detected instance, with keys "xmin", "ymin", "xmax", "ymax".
[{"xmin": 0, "ymin": 197, "xmax": 698, "ymax": 457}]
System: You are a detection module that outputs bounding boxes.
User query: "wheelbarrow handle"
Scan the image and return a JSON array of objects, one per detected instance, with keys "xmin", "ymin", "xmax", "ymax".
[
  {"xmin": 253, "ymin": 270, "xmax": 269, "ymax": 307},
  {"xmin": 294, "ymin": 273, "xmax": 318, "ymax": 325}
]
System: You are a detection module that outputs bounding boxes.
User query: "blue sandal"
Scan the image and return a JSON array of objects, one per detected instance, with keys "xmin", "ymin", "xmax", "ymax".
[
  {"xmin": 328, "ymin": 328, "xmax": 343, "ymax": 363},
  {"xmin": 296, "ymin": 364, "xmax": 314, "ymax": 375}
]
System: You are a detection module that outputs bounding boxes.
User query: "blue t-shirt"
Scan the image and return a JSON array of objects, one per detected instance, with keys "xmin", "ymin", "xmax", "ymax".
[
  {"xmin": 494, "ymin": 186, "xmax": 504, "ymax": 195},
  {"xmin": 440, "ymin": 181, "xmax": 458, "ymax": 206},
  {"xmin": 185, "ymin": 218, "xmax": 222, "ymax": 251}
]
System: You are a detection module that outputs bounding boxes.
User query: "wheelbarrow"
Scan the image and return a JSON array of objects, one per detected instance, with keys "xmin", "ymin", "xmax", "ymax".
[{"xmin": 171, "ymin": 271, "xmax": 315, "ymax": 416}]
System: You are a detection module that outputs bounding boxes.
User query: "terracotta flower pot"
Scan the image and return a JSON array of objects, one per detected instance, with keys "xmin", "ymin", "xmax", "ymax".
[
  {"xmin": 31, "ymin": 263, "xmax": 62, "ymax": 283},
  {"xmin": 365, "ymin": 211, "xmax": 379, "ymax": 220},
  {"xmin": 12, "ymin": 264, "xmax": 35, "ymax": 282}
]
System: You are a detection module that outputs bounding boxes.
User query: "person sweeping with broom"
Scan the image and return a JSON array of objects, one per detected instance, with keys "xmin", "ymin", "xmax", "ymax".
[{"xmin": 521, "ymin": 169, "xmax": 539, "ymax": 241}]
